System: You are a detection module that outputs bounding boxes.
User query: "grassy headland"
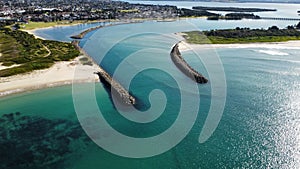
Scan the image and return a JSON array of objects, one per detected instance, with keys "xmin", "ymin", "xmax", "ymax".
[
  {"xmin": 182, "ymin": 26, "xmax": 300, "ymax": 44},
  {"xmin": 0, "ymin": 28, "xmax": 79, "ymax": 77}
]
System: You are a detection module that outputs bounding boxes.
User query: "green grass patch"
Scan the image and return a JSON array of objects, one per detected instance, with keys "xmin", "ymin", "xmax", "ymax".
[
  {"xmin": 20, "ymin": 22, "xmax": 58, "ymax": 30},
  {"xmin": 0, "ymin": 28, "xmax": 80, "ymax": 77},
  {"xmin": 20, "ymin": 21, "xmax": 89, "ymax": 30},
  {"xmin": 207, "ymin": 36, "xmax": 300, "ymax": 44},
  {"xmin": 183, "ymin": 28, "xmax": 300, "ymax": 44},
  {"xmin": 182, "ymin": 31, "xmax": 211, "ymax": 44}
]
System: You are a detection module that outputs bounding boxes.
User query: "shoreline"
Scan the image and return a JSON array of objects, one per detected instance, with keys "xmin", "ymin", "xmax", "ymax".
[
  {"xmin": 20, "ymin": 20, "xmax": 103, "ymax": 31},
  {"xmin": 21, "ymin": 17, "xmax": 207, "ymax": 40},
  {"xmin": 0, "ymin": 56, "xmax": 100, "ymax": 98},
  {"xmin": 175, "ymin": 33, "xmax": 300, "ymax": 51},
  {"xmin": 20, "ymin": 19, "xmax": 120, "ymax": 39},
  {"xmin": 2, "ymin": 21, "xmax": 300, "ymax": 97},
  {"xmin": 20, "ymin": 21, "xmax": 91, "ymax": 39},
  {"xmin": 184, "ymin": 40, "xmax": 300, "ymax": 50},
  {"xmin": 21, "ymin": 29, "xmax": 46, "ymax": 40},
  {"xmin": 1, "ymin": 23, "xmax": 104, "ymax": 98},
  {"xmin": 0, "ymin": 19, "xmax": 145, "ymax": 98},
  {"xmin": 21, "ymin": 17, "xmax": 202, "ymax": 40},
  {"xmin": 21, "ymin": 19, "xmax": 145, "ymax": 40}
]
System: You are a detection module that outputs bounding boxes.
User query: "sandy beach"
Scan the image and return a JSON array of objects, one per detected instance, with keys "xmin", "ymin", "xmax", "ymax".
[
  {"xmin": 175, "ymin": 34, "xmax": 300, "ymax": 52},
  {"xmin": 0, "ymin": 25, "xmax": 105, "ymax": 97},
  {"xmin": 0, "ymin": 56, "xmax": 100, "ymax": 97},
  {"xmin": 22, "ymin": 29, "xmax": 46, "ymax": 40},
  {"xmin": 0, "ymin": 20, "xmax": 137, "ymax": 97}
]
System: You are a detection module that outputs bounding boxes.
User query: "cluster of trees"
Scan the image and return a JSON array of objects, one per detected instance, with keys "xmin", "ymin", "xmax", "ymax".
[
  {"xmin": 178, "ymin": 8, "xmax": 219, "ymax": 17},
  {"xmin": 0, "ymin": 20, "xmax": 16, "ymax": 28},
  {"xmin": 0, "ymin": 28, "xmax": 80, "ymax": 77},
  {"xmin": 207, "ymin": 13, "xmax": 260, "ymax": 20},
  {"xmin": 297, "ymin": 22, "xmax": 300, "ymax": 29},
  {"xmin": 204, "ymin": 26, "xmax": 300, "ymax": 38},
  {"xmin": 225, "ymin": 13, "xmax": 260, "ymax": 20}
]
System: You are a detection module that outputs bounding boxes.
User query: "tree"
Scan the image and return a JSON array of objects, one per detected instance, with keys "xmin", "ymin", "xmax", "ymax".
[
  {"xmin": 296, "ymin": 22, "xmax": 300, "ymax": 29},
  {"xmin": 287, "ymin": 25, "xmax": 295, "ymax": 30},
  {"xmin": 268, "ymin": 26, "xmax": 279, "ymax": 31},
  {"xmin": 13, "ymin": 23, "xmax": 20, "ymax": 30}
]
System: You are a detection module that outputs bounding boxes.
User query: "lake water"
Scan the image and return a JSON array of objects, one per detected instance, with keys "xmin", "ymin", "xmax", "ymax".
[{"xmin": 1, "ymin": 1, "xmax": 300, "ymax": 169}]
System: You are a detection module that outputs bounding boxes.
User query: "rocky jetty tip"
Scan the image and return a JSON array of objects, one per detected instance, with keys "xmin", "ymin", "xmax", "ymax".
[
  {"xmin": 94, "ymin": 70, "xmax": 136, "ymax": 105},
  {"xmin": 170, "ymin": 43, "xmax": 208, "ymax": 84}
]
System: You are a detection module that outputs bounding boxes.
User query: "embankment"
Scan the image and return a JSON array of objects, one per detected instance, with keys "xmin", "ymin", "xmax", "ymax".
[
  {"xmin": 70, "ymin": 21, "xmax": 144, "ymax": 39},
  {"xmin": 170, "ymin": 43, "xmax": 208, "ymax": 84},
  {"xmin": 70, "ymin": 25, "xmax": 103, "ymax": 39}
]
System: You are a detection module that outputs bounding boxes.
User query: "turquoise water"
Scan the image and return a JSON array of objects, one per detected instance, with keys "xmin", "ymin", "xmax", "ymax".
[{"xmin": 1, "ymin": 2, "xmax": 300, "ymax": 168}]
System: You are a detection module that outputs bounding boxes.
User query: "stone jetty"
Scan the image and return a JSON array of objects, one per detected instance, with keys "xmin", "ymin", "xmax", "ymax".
[
  {"xmin": 70, "ymin": 21, "xmax": 144, "ymax": 39},
  {"xmin": 72, "ymin": 40, "xmax": 136, "ymax": 105},
  {"xmin": 70, "ymin": 25, "xmax": 103, "ymax": 39},
  {"xmin": 170, "ymin": 43, "xmax": 208, "ymax": 84}
]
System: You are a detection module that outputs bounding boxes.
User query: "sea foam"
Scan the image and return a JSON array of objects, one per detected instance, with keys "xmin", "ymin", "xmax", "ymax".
[{"xmin": 256, "ymin": 50, "xmax": 289, "ymax": 56}]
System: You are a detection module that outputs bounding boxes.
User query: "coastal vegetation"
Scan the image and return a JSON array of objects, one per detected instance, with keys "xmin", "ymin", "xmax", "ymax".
[
  {"xmin": 179, "ymin": 8, "xmax": 219, "ymax": 17},
  {"xmin": 297, "ymin": 22, "xmax": 300, "ymax": 29},
  {"xmin": 183, "ymin": 26, "xmax": 300, "ymax": 44},
  {"xmin": 0, "ymin": 28, "xmax": 79, "ymax": 77},
  {"xmin": 207, "ymin": 13, "xmax": 260, "ymax": 20}
]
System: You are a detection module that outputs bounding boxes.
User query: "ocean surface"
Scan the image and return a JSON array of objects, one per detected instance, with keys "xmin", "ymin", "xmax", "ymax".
[{"xmin": 1, "ymin": 1, "xmax": 300, "ymax": 169}]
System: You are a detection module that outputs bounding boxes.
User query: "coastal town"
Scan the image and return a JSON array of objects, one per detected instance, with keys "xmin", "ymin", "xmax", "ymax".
[
  {"xmin": 1, "ymin": 0, "xmax": 300, "ymax": 28},
  {"xmin": 0, "ymin": 0, "xmax": 191, "ymax": 23}
]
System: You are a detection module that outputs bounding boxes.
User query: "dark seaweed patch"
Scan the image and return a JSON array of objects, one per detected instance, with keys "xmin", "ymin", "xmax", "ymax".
[{"xmin": 0, "ymin": 112, "xmax": 90, "ymax": 169}]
